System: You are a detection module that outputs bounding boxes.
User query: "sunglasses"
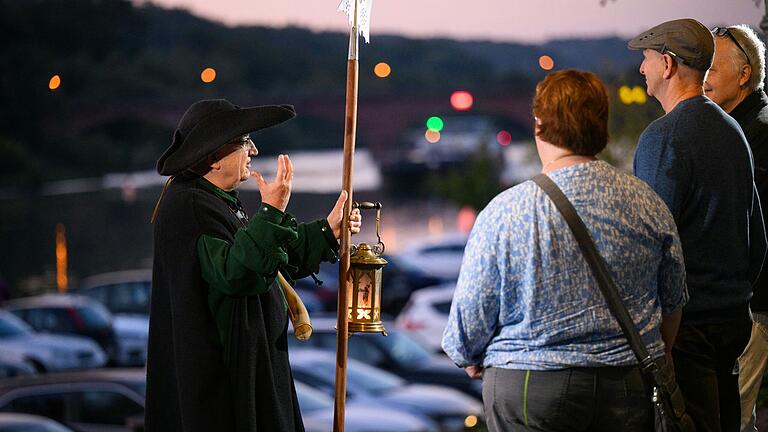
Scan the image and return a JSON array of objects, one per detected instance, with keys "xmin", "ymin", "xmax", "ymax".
[{"xmin": 713, "ymin": 27, "xmax": 751, "ymax": 65}]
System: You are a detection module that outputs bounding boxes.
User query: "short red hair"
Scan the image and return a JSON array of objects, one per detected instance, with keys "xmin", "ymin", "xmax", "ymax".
[{"xmin": 533, "ymin": 70, "xmax": 609, "ymax": 156}]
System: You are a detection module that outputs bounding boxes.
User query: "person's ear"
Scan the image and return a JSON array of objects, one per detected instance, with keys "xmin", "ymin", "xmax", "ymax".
[
  {"xmin": 662, "ymin": 54, "xmax": 677, "ymax": 79},
  {"xmin": 739, "ymin": 63, "xmax": 752, "ymax": 88}
]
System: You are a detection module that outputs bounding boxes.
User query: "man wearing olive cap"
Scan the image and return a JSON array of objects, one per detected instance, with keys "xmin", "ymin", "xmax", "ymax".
[
  {"xmin": 629, "ymin": 19, "xmax": 766, "ymax": 432},
  {"xmin": 145, "ymin": 99, "xmax": 361, "ymax": 431}
]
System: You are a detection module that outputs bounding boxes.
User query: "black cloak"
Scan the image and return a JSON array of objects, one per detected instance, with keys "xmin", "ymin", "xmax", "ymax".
[{"xmin": 145, "ymin": 174, "xmax": 334, "ymax": 431}]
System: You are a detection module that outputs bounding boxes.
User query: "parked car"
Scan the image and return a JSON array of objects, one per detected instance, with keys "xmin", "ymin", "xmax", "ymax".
[
  {"xmin": 378, "ymin": 254, "xmax": 452, "ymax": 315},
  {"xmin": 288, "ymin": 317, "xmax": 481, "ymax": 399},
  {"xmin": 294, "ymin": 256, "xmax": 449, "ymax": 316},
  {"xmin": 396, "ymin": 283, "xmax": 455, "ymax": 353},
  {"xmin": 0, "ymin": 351, "xmax": 36, "ymax": 379},
  {"xmin": 291, "ymin": 349, "xmax": 483, "ymax": 431},
  {"xmin": 396, "ymin": 235, "xmax": 467, "ymax": 281},
  {"xmin": 4, "ymin": 295, "xmax": 119, "ymax": 366},
  {"xmin": 0, "ymin": 311, "xmax": 106, "ymax": 372},
  {"xmin": 77, "ymin": 269, "xmax": 321, "ymax": 366},
  {"xmin": 0, "ymin": 368, "xmax": 434, "ymax": 432},
  {"xmin": 296, "ymin": 381, "xmax": 437, "ymax": 432},
  {"xmin": 76, "ymin": 270, "xmax": 151, "ymax": 366},
  {"xmin": 76, "ymin": 271, "xmax": 152, "ymax": 317},
  {"xmin": 0, "ymin": 369, "xmax": 145, "ymax": 432},
  {"xmin": 0, "ymin": 413, "xmax": 73, "ymax": 432}
]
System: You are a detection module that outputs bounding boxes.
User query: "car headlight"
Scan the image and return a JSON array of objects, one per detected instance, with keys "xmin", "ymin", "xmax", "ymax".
[{"xmin": 464, "ymin": 415, "xmax": 479, "ymax": 428}]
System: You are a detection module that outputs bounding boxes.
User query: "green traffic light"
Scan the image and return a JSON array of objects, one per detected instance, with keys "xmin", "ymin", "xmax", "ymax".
[{"xmin": 426, "ymin": 116, "xmax": 444, "ymax": 132}]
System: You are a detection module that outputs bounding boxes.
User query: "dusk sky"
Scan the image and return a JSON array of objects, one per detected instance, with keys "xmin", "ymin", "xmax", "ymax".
[{"xmin": 148, "ymin": 0, "xmax": 765, "ymax": 43}]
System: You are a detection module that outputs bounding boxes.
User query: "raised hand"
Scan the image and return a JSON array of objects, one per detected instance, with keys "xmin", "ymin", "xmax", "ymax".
[{"xmin": 252, "ymin": 154, "xmax": 293, "ymax": 212}]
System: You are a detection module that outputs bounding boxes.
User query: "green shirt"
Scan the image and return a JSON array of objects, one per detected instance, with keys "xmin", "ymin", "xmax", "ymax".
[{"xmin": 194, "ymin": 178, "xmax": 338, "ymax": 346}]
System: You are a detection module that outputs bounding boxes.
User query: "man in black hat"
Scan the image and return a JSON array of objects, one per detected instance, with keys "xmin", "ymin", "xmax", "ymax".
[
  {"xmin": 145, "ymin": 99, "xmax": 361, "ymax": 432},
  {"xmin": 629, "ymin": 19, "xmax": 766, "ymax": 432}
]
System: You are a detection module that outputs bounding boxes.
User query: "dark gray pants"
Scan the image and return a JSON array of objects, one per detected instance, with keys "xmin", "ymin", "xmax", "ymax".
[
  {"xmin": 482, "ymin": 366, "xmax": 653, "ymax": 432},
  {"xmin": 673, "ymin": 319, "xmax": 752, "ymax": 432}
]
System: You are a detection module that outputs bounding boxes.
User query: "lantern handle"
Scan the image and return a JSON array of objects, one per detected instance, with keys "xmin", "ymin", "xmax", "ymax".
[
  {"xmin": 353, "ymin": 201, "xmax": 381, "ymax": 210},
  {"xmin": 352, "ymin": 201, "xmax": 384, "ymax": 252}
]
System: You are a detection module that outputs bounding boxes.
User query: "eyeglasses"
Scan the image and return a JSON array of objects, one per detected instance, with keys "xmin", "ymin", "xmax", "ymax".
[
  {"xmin": 713, "ymin": 27, "xmax": 751, "ymax": 66},
  {"xmin": 227, "ymin": 136, "xmax": 256, "ymax": 152}
]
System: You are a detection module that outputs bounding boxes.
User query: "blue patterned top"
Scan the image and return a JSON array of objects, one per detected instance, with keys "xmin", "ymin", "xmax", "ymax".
[{"xmin": 441, "ymin": 161, "xmax": 687, "ymax": 370}]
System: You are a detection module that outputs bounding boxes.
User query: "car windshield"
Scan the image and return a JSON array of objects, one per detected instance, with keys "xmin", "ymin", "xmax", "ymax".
[
  {"xmin": 295, "ymin": 382, "xmax": 332, "ymax": 412},
  {"xmin": 111, "ymin": 282, "xmax": 151, "ymax": 314},
  {"xmin": 371, "ymin": 331, "xmax": 431, "ymax": 365},
  {"xmin": 0, "ymin": 313, "xmax": 32, "ymax": 338},
  {"xmin": 301, "ymin": 357, "xmax": 404, "ymax": 395},
  {"xmin": 345, "ymin": 360, "xmax": 404, "ymax": 393},
  {"xmin": 125, "ymin": 381, "xmax": 146, "ymax": 397},
  {"xmin": 76, "ymin": 306, "xmax": 111, "ymax": 328}
]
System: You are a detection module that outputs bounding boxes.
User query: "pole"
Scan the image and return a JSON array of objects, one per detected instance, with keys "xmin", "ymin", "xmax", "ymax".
[{"xmin": 333, "ymin": 1, "xmax": 359, "ymax": 431}]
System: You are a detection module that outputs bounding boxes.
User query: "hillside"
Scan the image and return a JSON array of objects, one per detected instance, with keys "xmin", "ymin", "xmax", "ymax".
[{"xmin": 0, "ymin": 0, "xmax": 650, "ymax": 188}]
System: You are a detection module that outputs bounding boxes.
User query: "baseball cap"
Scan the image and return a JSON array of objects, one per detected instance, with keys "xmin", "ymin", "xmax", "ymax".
[{"xmin": 628, "ymin": 18, "xmax": 715, "ymax": 71}]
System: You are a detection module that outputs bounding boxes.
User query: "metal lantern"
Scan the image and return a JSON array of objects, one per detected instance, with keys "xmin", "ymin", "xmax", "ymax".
[{"xmin": 347, "ymin": 202, "xmax": 387, "ymax": 335}]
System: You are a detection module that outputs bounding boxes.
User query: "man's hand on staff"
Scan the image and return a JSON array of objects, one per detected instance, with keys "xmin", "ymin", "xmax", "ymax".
[
  {"xmin": 252, "ymin": 154, "xmax": 292, "ymax": 212},
  {"xmin": 327, "ymin": 191, "xmax": 362, "ymax": 239}
]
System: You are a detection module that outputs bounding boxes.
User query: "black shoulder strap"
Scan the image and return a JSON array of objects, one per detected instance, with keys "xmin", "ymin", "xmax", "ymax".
[{"xmin": 531, "ymin": 174, "xmax": 657, "ymax": 372}]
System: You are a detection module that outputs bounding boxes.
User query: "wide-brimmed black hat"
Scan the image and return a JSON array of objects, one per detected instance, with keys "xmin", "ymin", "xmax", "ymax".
[{"xmin": 157, "ymin": 99, "xmax": 296, "ymax": 176}]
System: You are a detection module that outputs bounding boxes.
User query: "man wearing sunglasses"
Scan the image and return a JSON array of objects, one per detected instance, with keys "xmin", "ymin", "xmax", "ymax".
[
  {"xmin": 629, "ymin": 19, "xmax": 766, "ymax": 432},
  {"xmin": 146, "ymin": 99, "xmax": 362, "ymax": 432},
  {"xmin": 705, "ymin": 24, "xmax": 768, "ymax": 432}
]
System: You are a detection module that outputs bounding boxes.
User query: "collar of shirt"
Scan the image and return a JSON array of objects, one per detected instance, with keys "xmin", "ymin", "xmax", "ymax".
[
  {"xmin": 730, "ymin": 90, "xmax": 768, "ymax": 126},
  {"xmin": 194, "ymin": 177, "xmax": 240, "ymax": 205}
]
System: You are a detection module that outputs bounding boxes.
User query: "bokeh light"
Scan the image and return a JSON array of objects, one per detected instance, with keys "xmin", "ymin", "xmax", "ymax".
[
  {"xmin": 425, "ymin": 129, "xmax": 441, "ymax": 143},
  {"xmin": 619, "ymin": 85, "xmax": 648, "ymax": 105},
  {"xmin": 374, "ymin": 62, "xmax": 391, "ymax": 78},
  {"xmin": 538, "ymin": 55, "xmax": 555, "ymax": 71},
  {"xmin": 464, "ymin": 415, "xmax": 479, "ymax": 428},
  {"xmin": 428, "ymin": 216, "xmax": 444, "ymax": 237},
  {"xmin": 201, "ymin": 67, "xmax": 217, "ymax": 83},
  {"xmin": 457, "ymin": 206, "xmax": 477, "ymax": 234},
  {"xmin": 619, "ymin": 85, "xmax": 633, "ymax": 105},
  {"xmin": 48, "ymin": 74, "xmax": 61, "ymax": 91},
  {"xmin": 497, "ymin": 130, "xmax": 512, "ymax": 146},
  {"xmin": 426, "ymin": 116, "xmax": 444, "ymax": 132},
  {"xmin": 450, "ymin": 91, "xmax": 474, "ymax": 111},
  {"xmin": 631, "ymin": 86, "xmax": 647, "ymax": 104}
]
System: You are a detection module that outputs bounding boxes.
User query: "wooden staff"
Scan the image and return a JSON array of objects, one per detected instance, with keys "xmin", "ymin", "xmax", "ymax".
[{"xmin": 333, "ymin": 1, "xmax": 359, "ymax": 431}]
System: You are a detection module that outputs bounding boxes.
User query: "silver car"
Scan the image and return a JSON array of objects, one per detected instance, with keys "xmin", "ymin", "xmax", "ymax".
[
  {"xmin": 0, "ymin": 413, "xmax": 73, "ymax": 431},
  {"xmin": 0, "ymin": 368, "xmax": 434, "ymax": 432},
  {"xmin": 0, "ymin": 311, "xmax": 106, "ymax": 372},
  {"xmin": 296, "ymin": 381, "xmax": 437, "ymax": 432},
  {"xmin": 76, "ymin": 270, "xmax": 152, "ymax": 367},
  {"xmin": 291, "ymin": 349, "xmax": 484, "ymax": 432}
]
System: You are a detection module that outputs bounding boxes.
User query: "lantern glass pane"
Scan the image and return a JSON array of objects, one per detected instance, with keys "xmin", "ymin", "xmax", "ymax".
[{"xmin": 357, "ymin": 271, "xmax": 373, "ymax": 309}]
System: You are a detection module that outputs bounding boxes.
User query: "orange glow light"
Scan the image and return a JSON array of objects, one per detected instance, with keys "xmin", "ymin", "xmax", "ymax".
[
  {"xmin": 538, "ymin": 55, "xmax": 555, "ymax": 71},
  {"xmin": 201, "ymin": 67, "xmax": 217, "ymax": 83},
  {"xmin": 450, "ymin": 91, "xmax": 474, "ymax": 111},
  {"xmin": 49, "ymin": 75, "xmax": 61, "ymax": 91},
  {"xmin": 425, "ymin": 130, "xmax": 441, "ymax": 143},
  {"xmin": 374, "ymin": 62, "xmax": 391, "ymax": 78},
  {"xmin": 55, "ymin": 223, "xmax": 68, "ymax": 292}
]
